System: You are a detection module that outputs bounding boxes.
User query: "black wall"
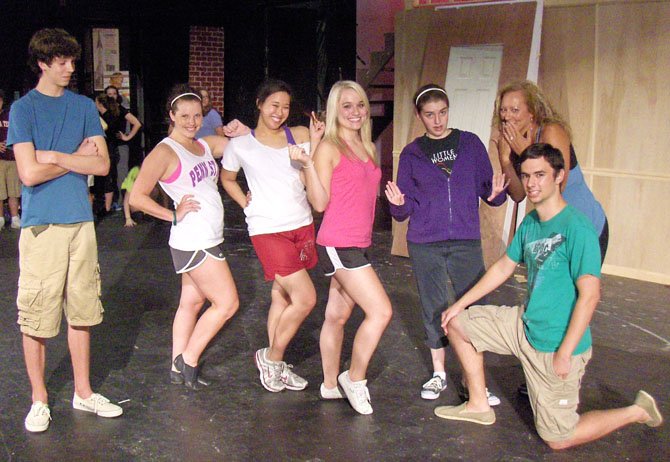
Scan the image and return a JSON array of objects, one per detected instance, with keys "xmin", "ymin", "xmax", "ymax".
[{"xmin": 0, "ymin": 0, "xmax": 356, "ymax": 152}]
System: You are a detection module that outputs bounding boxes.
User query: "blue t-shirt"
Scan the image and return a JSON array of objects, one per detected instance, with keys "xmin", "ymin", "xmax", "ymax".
[
  {"xmin": 7, "ymin": 89, "xmax": 103, "ymax": 226},
  {"xmin": 196, "ymin": 108, "xmax": 223, "ymax": 138},
  {"xmin": 507, "ymin": 205, "xmax": 601, "ymax": 354}
]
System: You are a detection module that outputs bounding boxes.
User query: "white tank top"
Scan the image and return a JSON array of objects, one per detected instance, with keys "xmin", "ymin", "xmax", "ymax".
[
  {"xmin": 221, "ymin": 133, "xmax": 313, "ymax": 236},
  {"xmin": 158, "ymin": 137, "xmax": 224, "ymax": 250}
]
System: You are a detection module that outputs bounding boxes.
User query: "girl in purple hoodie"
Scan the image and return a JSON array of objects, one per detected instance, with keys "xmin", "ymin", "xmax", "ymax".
[{"xmin": 385, "ymin": 84, "xmax": 507, "ymax": 404}]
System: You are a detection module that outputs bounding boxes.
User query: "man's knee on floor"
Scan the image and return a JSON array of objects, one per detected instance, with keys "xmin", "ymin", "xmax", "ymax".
[{"xmin": 544, "ymin": 437, "xmax": 573, "ymax": 451}]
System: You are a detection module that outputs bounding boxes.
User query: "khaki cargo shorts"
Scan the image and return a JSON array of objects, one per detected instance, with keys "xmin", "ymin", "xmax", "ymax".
[
  {"xmin": 0, "ymin": 159, "xmax": 21, "ymax": 200},
  {"xmin": 457, "ymin": 304, "xmax": 591, "ymax": 442},
  {"xmin": 17, "ymin": 222, "xmax": 104, "ymax": 338}
]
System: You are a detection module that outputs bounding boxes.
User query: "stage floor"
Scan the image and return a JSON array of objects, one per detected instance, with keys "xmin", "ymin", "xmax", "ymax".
[{"xmin": 1, "ymin": 199, "xmax": 668, "ymax": 461}]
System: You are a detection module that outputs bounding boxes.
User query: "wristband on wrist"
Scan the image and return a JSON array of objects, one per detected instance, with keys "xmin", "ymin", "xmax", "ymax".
[{"xmin": 172, "ymin": 210, "xmax": 177, "ymax": 226}]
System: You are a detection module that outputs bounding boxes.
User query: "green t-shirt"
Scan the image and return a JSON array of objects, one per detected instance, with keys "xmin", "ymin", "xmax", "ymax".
[{"xmin": 506, "ymin": 205, "xmax": 601, "ymax": 354}]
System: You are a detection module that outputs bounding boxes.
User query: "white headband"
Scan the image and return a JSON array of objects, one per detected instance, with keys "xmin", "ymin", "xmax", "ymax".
[
  {"xmin": 170, "ymin": 92, "xmax": 202, "ymax": 107},
  {"xmin": 415, "ymin": 87, "xmax": 448, "ymax": 105}
]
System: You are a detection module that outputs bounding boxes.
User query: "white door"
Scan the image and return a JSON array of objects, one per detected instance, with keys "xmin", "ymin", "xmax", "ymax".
[{"xmin": 444, "ymin": 45, "xmax": 503, "ymax": 145}]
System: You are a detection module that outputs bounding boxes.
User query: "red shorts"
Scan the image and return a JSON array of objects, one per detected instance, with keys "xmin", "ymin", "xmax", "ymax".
[{"xmin": 250, "ymin": 223, "xmax": 318, "ymax": 281}]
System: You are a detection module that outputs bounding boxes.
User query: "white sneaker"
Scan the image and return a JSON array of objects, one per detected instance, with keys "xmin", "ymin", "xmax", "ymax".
[
  {"xmin": 461, "ymin": 386, "xmax": 501, "ymax": 407},
  {"xmin": 10, "ymin": 216, "xmax": 20, "ymax": 229},
  {"xmin": 486, "ymin": 389, "xmax": 501, "ymax": 406},
  {"xmin": 338, "ymin": 370, "xmax": 373, "ymax": 415},
  {"xmin": 0, "ymin": 216, "xmax": 4, "ymax": 229},
  {"xmin": 281, "ymin": 363, "xmax": 308, "ymax": 391},
  {"xmin": 72, "ymin": 393, "xmax": 123, "ymax": 417},
  {"xmin": 421, "ymin": 375, "xmax": 447, "ymax": 400},
  {"xmin": 254, "ymin": 348, "xmax": 286, "ymax": 392},
  {"xmin": 320, "ymin": 383, "xmax": 344, "ymax": 400},
  {"xmin": 25, "ymin": 401, "xmax": 51, "ymax": 432}
]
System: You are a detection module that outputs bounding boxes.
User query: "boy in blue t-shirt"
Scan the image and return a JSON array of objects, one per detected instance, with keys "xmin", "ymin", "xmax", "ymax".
[
  {"xmin": 434, "ymin": 143, "xmax": 662, "ymax": 449},
  {"xmin": 7, "ymin": 28, "xmax": 122, "ymax": 433}
]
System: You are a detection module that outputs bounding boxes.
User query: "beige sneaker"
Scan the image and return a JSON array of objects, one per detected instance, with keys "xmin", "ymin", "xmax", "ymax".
[
  {"xmin": 434, "ymin": 402, "xmax": 495, "ymax": 425},
  {"xmin": 25, "ymin": 401, "xmax": 51, "ymax": 432},
  {"xmin": 73, "ymin": 393, "xmax": 123, "ymax": 418}
]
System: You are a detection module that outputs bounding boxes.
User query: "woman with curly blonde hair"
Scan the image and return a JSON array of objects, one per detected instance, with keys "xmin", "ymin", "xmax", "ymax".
[{"xmin": 492, "ymin": 80, "xmax": 608, "ymax": 262}]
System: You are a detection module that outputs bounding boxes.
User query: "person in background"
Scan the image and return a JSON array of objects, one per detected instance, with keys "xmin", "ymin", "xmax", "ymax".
[
  {"xmin": 94, "ymin": 94, "xmax": 141, "ymax": 215},
  {"xmin": 108, "ymin": 72, "xmax": 129, "ymax": 108},
  {"xmin": 0, "ymin": 89, "xmax": 22, "ymax": 229},
  {"xmin": 105, "ymin": 84, "xmax": 141, "ymax": 207},
  {"xmin": 196, "ymin": 88, "xmax": 225, "ymax": 138}
]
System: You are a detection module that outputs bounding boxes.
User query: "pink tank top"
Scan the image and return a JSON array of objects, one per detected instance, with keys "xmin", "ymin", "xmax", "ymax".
[{"xmin": 316, "ymin": 152, "xmax": 381, "ymax": 248}]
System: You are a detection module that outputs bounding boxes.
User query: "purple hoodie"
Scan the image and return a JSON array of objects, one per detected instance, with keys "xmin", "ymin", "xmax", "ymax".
[{"xmin": 390, "ymin": 130, "xmax": 506, "ymax": 243}]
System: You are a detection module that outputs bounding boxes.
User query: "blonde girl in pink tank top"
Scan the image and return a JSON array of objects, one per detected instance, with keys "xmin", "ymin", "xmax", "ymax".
[{"xmin": 291, "ymin": 80, "xmax": 392, "ymax": 415}]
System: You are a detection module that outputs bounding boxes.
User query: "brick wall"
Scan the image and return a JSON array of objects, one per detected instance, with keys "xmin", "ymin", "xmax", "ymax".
[{"xmin": 189, "ymin": 26, "xmax": 224, "ymax": 114}]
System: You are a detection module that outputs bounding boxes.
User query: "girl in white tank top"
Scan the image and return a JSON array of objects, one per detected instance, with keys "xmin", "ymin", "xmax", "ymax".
[{"xmin": 129, "ymin": 85, "xmax": 246, "ymax": 390}]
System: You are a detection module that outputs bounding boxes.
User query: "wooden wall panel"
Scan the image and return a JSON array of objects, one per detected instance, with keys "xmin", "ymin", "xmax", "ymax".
[
  {"xmin": 594, "ymin": 2, "xmax": 670, "ymax": 174},
  {"xmin": 540, "ymin": 1, "xmax": 670, "ymax": 283},
  {"xmin": 594, "ymin": 176, "xmax": 670, "ymax": 281},
  {"xmin": 392, "ymin": 4, "xmax": 537, "ymax": 262},
  {"xmin": 538, "ymin": 6, "xmax": 596, "ymax": 164}
]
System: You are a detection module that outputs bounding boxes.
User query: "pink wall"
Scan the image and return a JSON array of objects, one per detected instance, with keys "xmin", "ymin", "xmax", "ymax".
[{"xmin": 356, "ymin": 0, "xmax": 405, "ymax": 70}]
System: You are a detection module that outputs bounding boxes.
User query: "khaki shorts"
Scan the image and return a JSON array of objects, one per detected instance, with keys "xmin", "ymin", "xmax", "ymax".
[
  {"xmin": 17, "ymin": 222, "xmax": 104, "ymax": 338},
  {"xmin": 457, "ymin": 304, "xmax": 591, "ymax": 442},
  {"xmin": 0, "ymin": 159, "xmax": 21, "ymax": 200}
]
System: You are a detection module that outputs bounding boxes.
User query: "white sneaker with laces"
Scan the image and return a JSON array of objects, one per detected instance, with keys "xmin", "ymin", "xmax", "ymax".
[
  {"xmin": 10, "ymin": 216, "xmax": 21, "ymax": 229},
  {"xmin": 281, "ymin": 363, "xmax": 308, "ymax": 391},
  {"xmin": 72, "ymin": 393, "xmax": 123, "ymax": 417},
  {"xmin": 320, "ymin": 383, "xmax": 344, "ymax": 400},
  {"xmin": 338, "ymin": 370, "xmax": 373, "ymax": 415},
  {"xmin": 25, "ymin": 401, "xmax": 51, "ymax": 432},
  {"xmin": 421, "ymin": 375, "xmax": 447, "ymax": 400},
  {"xmin": 461, "ymin": 386, "xmax": 501, "ymax": 407},
  {"xmin": 254, "ymin": 348, "xmax": 286, "ymax": 392}
]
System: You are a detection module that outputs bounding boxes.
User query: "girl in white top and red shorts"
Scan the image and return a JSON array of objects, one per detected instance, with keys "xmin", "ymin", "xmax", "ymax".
[{"xmin": 221, "ymin": 79, "xmax": 325, "ymax": 394}]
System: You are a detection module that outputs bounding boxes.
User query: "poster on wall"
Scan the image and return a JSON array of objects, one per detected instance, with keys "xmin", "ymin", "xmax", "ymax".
[{"xmin": 93, "ymin": 28, "xmax": 120, "ymax": 91}]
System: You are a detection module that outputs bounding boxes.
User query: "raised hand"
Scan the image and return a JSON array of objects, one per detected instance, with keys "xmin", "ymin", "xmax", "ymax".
[
  {"xmin": 223, "ymin": 119, "xmax": 251, "ymax": 138},
  {"xmin": 502, "ymin": 121, "xmax": 534, "ymax": 155},
  {"xmin": 308, "ymin": 111, "xmax": 325, "ymax": 142},
  {"xmin": 487, "ymin": 172, "xmax": 510, "ymax": 202},
  {"xmin": 288, "ymin": 144, "xmax": 312, "ymax": 168},
  {"xmin": 384, "ymin": 181, "xmax": 405, "ymax": 206}
]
